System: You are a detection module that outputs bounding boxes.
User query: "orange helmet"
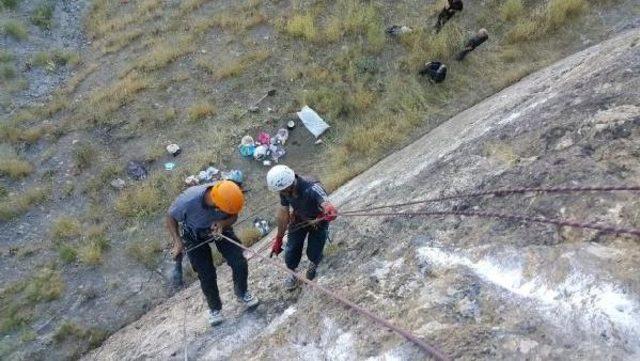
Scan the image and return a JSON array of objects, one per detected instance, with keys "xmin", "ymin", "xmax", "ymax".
[{"xmin": 209, "ymin": 180, "xmax": 244, "ymax": 215}]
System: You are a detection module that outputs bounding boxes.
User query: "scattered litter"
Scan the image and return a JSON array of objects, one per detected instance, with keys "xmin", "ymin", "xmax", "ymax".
[
  {"xmin": 185, "ymin": 175, "xmax": 199, "ymax": 186},
  {"xmin": 267, "ymin": 107, "xmax": 274, "ymax": 113},
  {"xmin": 126, "ymin": 161, "xmax": 148, "ymax": 180},
  {"xmin": 287, "ymin": 120, "xmax": 296, "ymax": 130},
  {"xmin": 72, "ymin": 139, "xmax": 79, "ymax": 145},
  {"xmin": 248, "ymin": 106, "xmax": 260, "ymax": 113},
  {"xmin": 222, "ymin": 169, "xmax": 244, "ymax": 185},
  {"xmin": 257, "ymin": 132, "xmax": 271, "ymax": 145},
  {"xmin": 269, "ymin": 144, "xmax": 286, "ymax": 162},
  {"xmin": 239, "ymin": 135, "xmax": 256, "ymax": 157},
  {"xmin": 254, "ymin": 218, "xmax": 270, "ymax": 237},
  {"xmin": 263, "ymin": 160, "xmax": 272, "ymax": 166},
  {"xmin": 254, "ymin": 145, "xmax": 269, "ymax": 161},
  {"xmin": 315, "ymin": 139, "xmax": 323, "ymax": 145},
  {"xmin": 297, "ymin": 105, "xmax": 330, "ymax": 138},
  {"xmin": 110, "ymin": 178, "xmax": 125, "ymax": 190},
  {"xmin": 198, "ymin": 167, "xmax": 219, "ymax": 182},
  {"xmin": 164, "ymin": 162, "xmax": 176, "ymax": 171},
  {"xmin": 419, "ymin": 61, "xmax": 447, "ymax": 83},
  {"xmin": 274, "ymin": 128, "xmax": 289, "ymax": 145},
  {"xmin": 385, "ymin": 25, "xmax": 412, "ymax": 36},
  {"xmin": 239, "ymin": 127, "xmax": 290, "ymax": 165},
  {"xmin": 166, "ymin": 143, "xmax": 181, "ymax": 157}
]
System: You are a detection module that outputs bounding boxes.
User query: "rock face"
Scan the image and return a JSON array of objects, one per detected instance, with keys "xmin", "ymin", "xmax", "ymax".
[{"xmin": 83, "ymin": 29, "xmax": 640, "ymax": 361}]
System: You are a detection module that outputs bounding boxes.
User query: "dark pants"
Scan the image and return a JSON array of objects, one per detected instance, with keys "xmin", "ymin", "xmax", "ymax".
[
  {"xmin": 184, "ymin": 228, "xmax": 248, "ymax": 312},
  {"xmin": 285, "ymin": 222, "xmax": 328, "ymax": 271}
]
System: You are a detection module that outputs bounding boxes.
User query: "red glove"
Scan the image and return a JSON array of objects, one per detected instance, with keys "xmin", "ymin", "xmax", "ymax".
[
  {"xmin": 321, "ymin": 203, "xmax": 338, "ymax": 222},
  {"xmin": 270, "ymin": 235, "xmax": 283, "ymax": 258}
]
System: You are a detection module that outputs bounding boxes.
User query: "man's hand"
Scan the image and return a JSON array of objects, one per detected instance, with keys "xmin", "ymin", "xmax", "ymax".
[
  {"xmin": 171, "ymin": 242, "xmax": 184, "ymax": 260},
  {"xmin": 321, "ymin": 202, "xmax": 338, "ymax": 222},
  {"xmin": 210, "ymin": 222, "xmax": 223, "ymax": 236},
  {"xmin": 270, "ymin": 235, "xmax": 284, "ymax": 258}
]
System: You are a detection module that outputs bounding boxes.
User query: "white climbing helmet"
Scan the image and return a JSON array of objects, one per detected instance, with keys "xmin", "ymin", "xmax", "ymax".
[{"xmin": 266, "ymin": 165, "xmax": 295, "ymax": 192}]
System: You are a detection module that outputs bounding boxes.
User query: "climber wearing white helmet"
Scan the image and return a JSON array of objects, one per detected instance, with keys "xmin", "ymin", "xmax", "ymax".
[{"xmin": 266, "ymin": 165, "xmax": 338, "ymax": 290}]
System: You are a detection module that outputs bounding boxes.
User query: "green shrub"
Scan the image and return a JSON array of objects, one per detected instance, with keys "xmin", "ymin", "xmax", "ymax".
[
  {"xmin": 0, "ymin": 0, "xmax": 20, "ymax": 10},
  {"xmin": 127, "ymin": 238, "xmax": 163, "ymax": 269},
  {"xmin": 57, "ymin": 244, "xmax": 78, "ymax": 263},
  {"xmin": 2, "ymin": 20, "xmax": 28, "ymax": 41},
  {"xmin": 0, "ymin": 64, "xmax": 16, "ymax": 80},
  {"xmin": 72, "ymin": 142, "xmax": 96, "ymax": 171},
  {"xmin": 31, "ymin": 2, "xmax": 55, "ymax": 29}
]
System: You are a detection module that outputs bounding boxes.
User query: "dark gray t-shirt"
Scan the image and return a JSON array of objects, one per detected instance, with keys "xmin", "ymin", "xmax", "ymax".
[
  {"xmin": 169, "ymin": 183, "xmax": 229, "ymax": 233},
  {"xmin": 280, "ymin": 175, "xmax": 328, "ymax": 220}
]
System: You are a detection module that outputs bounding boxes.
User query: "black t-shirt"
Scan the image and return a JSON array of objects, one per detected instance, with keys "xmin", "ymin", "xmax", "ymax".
[{"xmin": 280, "ymin": 175, "xmax": 328, "ymax": 221}]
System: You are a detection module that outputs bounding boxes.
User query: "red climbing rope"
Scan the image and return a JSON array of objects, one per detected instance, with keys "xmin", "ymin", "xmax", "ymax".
[
  {"xmin": 216, "ymin": 233, "xmax": 451, "ymax": 361},
  {"xmin": 340, "ymin": 209, "xmax": 640, "ymax": 238},
  {"xmin": 341, "ymin": 185, "xmax": 640, "ymax": 214}
]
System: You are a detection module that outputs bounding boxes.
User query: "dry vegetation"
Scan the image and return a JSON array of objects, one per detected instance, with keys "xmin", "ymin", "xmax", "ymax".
[{"xmin": 0, "ymin": 0, "xmax": 624, "ymax": 357}]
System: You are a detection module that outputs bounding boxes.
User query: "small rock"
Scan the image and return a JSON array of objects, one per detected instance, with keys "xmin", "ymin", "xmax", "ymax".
[
  {"xmin": 248, "ymin": 106, "xmax": 260, "ymax": 113},
  {"xmin": 554, "ymin": 135, "xmax": 574, "ymax": 150},
  {"xmin": 72, "ymin": 139, "xmax": 79, "ymax": 145},
  {"xmin": 315, "ymin": 139, "xmax": 323, "ymax": 145},
  {"xmin": 110, "ymin": 178, "xmax": 125, "ymax": 190},
  {"xmin": 518, "ymin": 339, "xmax": 539, "ymax": 354}
]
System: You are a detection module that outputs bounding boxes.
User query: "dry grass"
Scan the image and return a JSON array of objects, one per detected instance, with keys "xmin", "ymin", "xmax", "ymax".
[
  {"xmin": 187, "ymin": 101, "xmax": 216, "ymax": 121},
  {"xmin": 126, "ymin": 237, "xmax": 164, "ymax": 269},
  {"xmin": 323, "ymin": 0, "xmax": 384, "ymax": 51},
  {"xmin": 213, "ymin": 49, "xmax": 270, "ymax": 80},
  {"xmin": 402, "ymin": 23, "xmax": 465, "ymax": 69},
  {"xmin": 0, "ymin": 267, "xmax": 65, "ymax": 333},
  {"xmin": 0, "ymin": 154, "xmax": 33, "ymax": 180},
  {"xmin": 506, "ymin": 19, "xmax": 541, "ymax": 43},
  {"xmin": 51, "ymin": 217, "xmax": 81, "ymax": 240},
  {"xmin": 0, "ymin": 187, "xmax": 49, "ymax": 221},
  {"xmin": 135, "ymin": 35, "xmax": 195, "ymax": 72},
  {"xmin": 547, "ymin": 0, "xmax": 588, "ymax": 28},
  {"xmin": 78, "ymin": 225, "xmax": 110, "ymax": 265},
  {"xmin": 238, "ymin": 226, "xmax": 263, "ymax": 247},
  {"xmin": 285, "ymin": 13, "xmax": 317, "ymax": 42},
  {"xmin": 82, "ymin": 72, "xmax": 149, "ymax": 125},
  {"xmin": 53, "ymin": 321, "xmax": 108, "ymax": 348},
  {"xmin": 501, "ymin": 0, "xmax": 525, "ymax": 21}
]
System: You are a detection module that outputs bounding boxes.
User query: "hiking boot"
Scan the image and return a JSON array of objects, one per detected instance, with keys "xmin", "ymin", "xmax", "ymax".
[
  {"xmin": 208, "ymin": 309, "xmax": 223, "ymax": 326},
  {"xmin": 284, "ymin": 274, "xmax": 299, "ymax": 291},
  {"xmin": 240, "ymin": 291, "xmax": 260, "ymax": 309},
  {"xmin": 306, "ymin": 263, "xmax": 317, "ymax": 281}
]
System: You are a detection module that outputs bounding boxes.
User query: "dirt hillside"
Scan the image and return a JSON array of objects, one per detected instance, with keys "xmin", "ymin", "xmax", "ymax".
[{"xmin": 82, "ymin": 28, "xmax": 640, "ymax": 361}]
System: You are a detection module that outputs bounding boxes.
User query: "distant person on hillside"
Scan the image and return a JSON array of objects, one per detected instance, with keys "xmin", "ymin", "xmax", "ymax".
[
  {"xmin": 435, "ymin": 0, "xmax": 463, "ymax": 33},
  {"xmin": 419, "ymin": 61, "xmax": 447, "ymax": 83},
  {"xmin": 166, "ymin": 180, "xmax": 259, "ymax": 327},
  {"xmin": 266, "ymin": 165, "xmax": 338, "ymax": 290},
  {"xmin": 456, "ymin": 28, "xmax": 489, "ymax": 61}
]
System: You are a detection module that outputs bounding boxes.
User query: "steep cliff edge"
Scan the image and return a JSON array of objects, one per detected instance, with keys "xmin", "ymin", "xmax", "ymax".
[{"xmin": 83, "ymin": 28, "xmax": 640, "ymax": 361}]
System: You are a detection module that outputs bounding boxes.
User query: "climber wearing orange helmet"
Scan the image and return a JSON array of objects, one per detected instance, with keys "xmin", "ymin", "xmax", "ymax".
[{"xmin": 166, "ymin": 180, "xmax": 259, "ymax": 326}]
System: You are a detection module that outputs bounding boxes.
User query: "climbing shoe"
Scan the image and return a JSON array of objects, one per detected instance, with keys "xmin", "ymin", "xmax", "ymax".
[
  {"xmin": 284, "ymin": 274, "xmax": 299, "ymax": 291},
  {"xmin": 306, "ymin": 263, "xmax": 317, "ymax": 281},
  {"xmin": 240, "ymin": 291, "xmax": 260, "ymax": 309},
  {"xmin": 208, "ymin": 309, "xmax": 224, "ymax": 326}
]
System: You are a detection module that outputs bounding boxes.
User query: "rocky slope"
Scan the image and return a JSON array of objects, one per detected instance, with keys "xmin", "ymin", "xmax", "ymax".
[{"xmin": 84, "ymin": 27, "xmax": 640, "ymax": 360}]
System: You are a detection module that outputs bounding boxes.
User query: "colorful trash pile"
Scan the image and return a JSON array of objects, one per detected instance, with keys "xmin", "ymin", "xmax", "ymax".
[
  {"xmin": 239, "ymin": 127, "xmax": 289, "ymax": 166},
  {"xmin": 184, "ymin": 167, "xmax": 245, "ymax": 187}
]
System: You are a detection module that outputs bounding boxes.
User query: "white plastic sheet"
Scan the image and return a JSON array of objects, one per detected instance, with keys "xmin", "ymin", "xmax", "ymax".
[{"xmin": 296, "ymin": 106, "xmax": 330, "ymax": 138}]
